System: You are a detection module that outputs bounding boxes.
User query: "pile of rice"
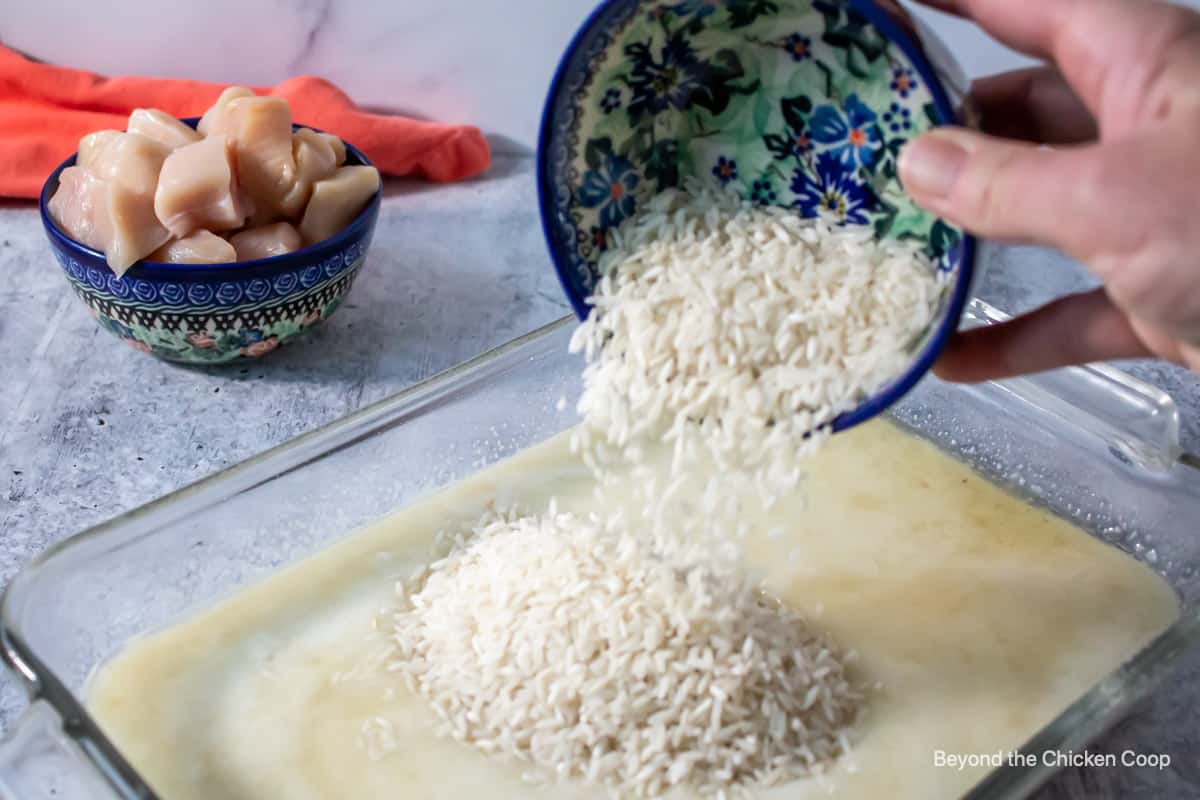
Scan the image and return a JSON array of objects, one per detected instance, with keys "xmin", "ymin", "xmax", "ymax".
[
  {"xmin": 384, "ymin": 506, "xmax": 862, "ymax": 798},
  {"xmin": 571, "ymin": 182, "xmax": 943, "ymax": 505},
  {"xmin": 367, "ymin": 182, "xmax": 943, "ymax": 797}
]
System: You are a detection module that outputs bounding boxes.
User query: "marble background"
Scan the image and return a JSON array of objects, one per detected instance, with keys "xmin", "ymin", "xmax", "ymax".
[
  {"xmin": 1, "ymin": 1, "xmax": 1199, "ymax": 798},
  {"xmin": 0, "ymin": 1, "xmax": 1047, "ymax": 146}
]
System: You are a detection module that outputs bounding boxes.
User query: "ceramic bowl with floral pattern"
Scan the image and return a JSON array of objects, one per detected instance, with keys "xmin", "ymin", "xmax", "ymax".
[
  {"xmin": 39, "ymin": 121, "xmax": 380, "ymax": 365},
  {"xmin": 538, "ymin": 0, "xmax": 976, "ymax": 432}
]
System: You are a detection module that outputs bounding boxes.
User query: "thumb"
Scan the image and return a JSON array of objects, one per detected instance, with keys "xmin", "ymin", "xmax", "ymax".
[
  {"xmin": 899, "ymin": 127, "xmax": 1102, "ymax": 251},
  {"xmin": 934, "ymin": 288, "xmax": 1152, "ymax": 382}
]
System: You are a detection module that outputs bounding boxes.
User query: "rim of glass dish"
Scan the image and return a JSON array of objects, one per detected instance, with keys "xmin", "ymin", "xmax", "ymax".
[
  {"xmin": 0, "ymin": 310, "xmax": 1198, "ymax": 799},
  {"xmin": 535, "ymin": 0, "xmax": 978, "ymax": 435},
  {"xmin": 0, "ymin": 316, "xmax": 577, "ymax": 800},
  {"xmin": 38, "ymin": 119, "xmax": 382, "ymax": 280},
  {"xmin": 965, "ymin": 609, "xmax": 1200, "ymax": 800}
]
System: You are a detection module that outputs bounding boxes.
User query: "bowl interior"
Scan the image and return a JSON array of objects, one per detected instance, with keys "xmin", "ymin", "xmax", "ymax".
[{"xmin": 539, "ymin": 0, "xmax": 975, "ymax": 430}]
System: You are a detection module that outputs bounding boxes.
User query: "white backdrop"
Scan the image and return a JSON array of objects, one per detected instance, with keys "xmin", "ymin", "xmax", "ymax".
[{"xmin": 0, "ymin": 1, "xmax": 1195, "ymax": 147}]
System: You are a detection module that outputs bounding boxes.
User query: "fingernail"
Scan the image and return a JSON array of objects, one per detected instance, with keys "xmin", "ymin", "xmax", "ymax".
[{"xmin": 900, "ymin": 135, "xmax": 967, "ymax": 198}]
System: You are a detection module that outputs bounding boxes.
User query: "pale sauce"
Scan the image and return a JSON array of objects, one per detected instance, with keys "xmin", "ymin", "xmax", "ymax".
[{"xmin": 87, "ymin": 422, "xmax": 1179, "ymax": 799}]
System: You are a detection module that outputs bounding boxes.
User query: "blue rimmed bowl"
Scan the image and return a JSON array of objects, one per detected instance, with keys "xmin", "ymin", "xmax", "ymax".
[
  {"xmin": 538, "ymin": 0, "xmax": 977, "ymax": 433},
  {"xmin": 40, "ymin": 119, "xmax": 381, "ymax": 364}
]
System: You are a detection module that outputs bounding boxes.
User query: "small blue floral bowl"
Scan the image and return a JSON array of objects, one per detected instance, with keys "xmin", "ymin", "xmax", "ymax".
[
  {"xmin": 40, "ymin": 120, "xmax": 381, "ymax": 364},
  {"xmin": 538, "ymin": 0, "xmax": 976, "ymax": 433}
]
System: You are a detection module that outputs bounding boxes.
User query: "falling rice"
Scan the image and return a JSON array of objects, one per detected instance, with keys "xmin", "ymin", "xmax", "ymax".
[
  {"xmin": 570, "ymin": 180, "xmax": 944, "ymax": 508},
  {"xmin": 371, "ymin": 181, "xmax": 943, "ymax": 797}
]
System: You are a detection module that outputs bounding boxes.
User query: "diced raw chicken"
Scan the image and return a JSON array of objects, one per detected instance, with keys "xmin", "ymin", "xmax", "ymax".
[
  {"xmin": 277, "ymin": 129, "xmax": 340, "ymax": 218},
  {"xmin": 298, "ymin": 166, "xmax": 380, "ymax": 245},
  {"xmin": 154, "ymin": 135, "xmax": 252, "ymax": 237},
  {"xmin": 87, "ymin": 132, "xmax": 171, "ymax": 196},
  {"xmin": 77, "ymin": 130, "xmax": 122, "ymax": 170},
  {"xmin": 326, "ymin": 133, "xmax": 346, "ymax": 166},
  {"xmin": 196, "ymin": 86, "xmax": 255, "ymax": 136},
  {"xmin": 52, "ymin": 135, "xmax": 173, "ymax": 275},
  {"xmin": 229, "ymin": 222, "xmax": 302, "ymax": 260},
  {"xmin": 148, "ymin": 230, "xmax": 237, "ymax": 264},
  {"xmin": 56, "ymin": 88, "xmax": 364, "ymax": 276},
  {"xmin": 127, "ymin": 109, "xmax": 201, "ymax": 150},
  {"xmin": 48, "ymin": 166, "xmax": 111, "ymax": 251},
  {"xmin": 219, "ymin": 96, "xmax": 296, "ymax": 220},
  {"xmin": 105, "ymin": 182, "xmax": 173, "ymax": 275}
]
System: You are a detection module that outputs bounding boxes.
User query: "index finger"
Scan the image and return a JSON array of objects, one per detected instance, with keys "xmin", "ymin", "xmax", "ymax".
[
  {"xmin": 933, "ymin": 288, "xmax": 1152, "ymax": 382},
  {"xmin": 971, "ymin": 67, "xmax": 1098, "ymax": 143}
]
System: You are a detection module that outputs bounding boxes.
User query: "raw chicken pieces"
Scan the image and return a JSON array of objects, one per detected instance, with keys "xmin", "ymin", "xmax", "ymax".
[
  {"xmin": 278, "ymin": 129, "xmax": 342, "ymax": 217},
  {"xmin": 148, "ymin": 230, "xmax": 237, "ymax": 264},
  {"xmin": 49, "ymin": 87, "xmax": 380, "ymax": 275},
  {"xmin": 210, "ymin": 96, "xmax": 296, "ymax": 221},
  {"xmin": 325, "ymin": 133, "xmax": 347, "ymax": 168},
  {"xmin": 230, "ymin": 222, "xmax": 302, "ymax": 261},
  {"xmin": 154, "ymin": 135, "xmax": 250, "ymax": 236},
  {"xmin": 47, "ymin": 166, "xmax": 110, "ymax": 252},
  {"xmin": 196, "ymin": 87, "xmax": 254, "ymax": 136},
  {"xmin": 88, "ymin": 132, "xmax": 170, "ymax": 196},
  {"xmin": 77, "ymin": 131, "xmax": 122, "ymax": 170},
  {"xmin": 105, "ymin": 179, "xmax": 173, "ymax": 273},
  {"xmin": 51, "ymin": 132, "xmax": 173, "ymax": 275},
  {"xmin": 299, "ymin": 167, "xmax": 381, "ymax": 245},
  {"xmin": 127, "ymin": 109, "xmax": 202, "ymax": 150}
]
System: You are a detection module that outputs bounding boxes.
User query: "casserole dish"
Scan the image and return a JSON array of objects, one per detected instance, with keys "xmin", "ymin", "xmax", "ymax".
[{"xmin": 0, "ymin": 299, "xmax": 1197, "ymax": 799}]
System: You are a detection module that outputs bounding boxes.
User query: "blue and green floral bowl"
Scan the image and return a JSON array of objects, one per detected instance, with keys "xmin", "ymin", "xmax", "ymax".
[
  {"xmin": 39, "ymin": 120, "xmax": 380, "ymax": 364},
  {"xmin": 538, "ymin": 0, "xmax": 976, "ymax": 432}
]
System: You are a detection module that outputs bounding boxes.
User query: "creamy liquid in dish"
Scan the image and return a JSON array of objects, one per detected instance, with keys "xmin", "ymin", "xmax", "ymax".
[{"xmin": 87, "ymin": 422, "xmax": 1180, "ymax": 800}]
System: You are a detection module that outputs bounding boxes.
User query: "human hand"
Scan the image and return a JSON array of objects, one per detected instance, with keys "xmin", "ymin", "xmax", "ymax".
[{"xmin": 898, "ymin": 0, "xmax": 1200, "ymax": 381}]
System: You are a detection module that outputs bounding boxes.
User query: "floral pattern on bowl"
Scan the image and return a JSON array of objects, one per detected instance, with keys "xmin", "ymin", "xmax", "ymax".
[
  {"xmin": 55, "ymin": 237, "xmax": 368, "ymax": 364},
  {"xmin": 538, "ymin": 0, "xmax": 977, "ymax": 433},
  {"xmin": 69, "ymin": 249, "xmax": 362, "ymax": 364},
  {"xmin": 539, "ymin": 0, "xmax": 973, "ymax": 309}
]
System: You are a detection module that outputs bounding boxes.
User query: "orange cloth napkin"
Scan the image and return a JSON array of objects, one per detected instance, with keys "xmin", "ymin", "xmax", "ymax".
[{"xmin": 0, "ymin": 46, "xmax": 491, "ymax": 199}]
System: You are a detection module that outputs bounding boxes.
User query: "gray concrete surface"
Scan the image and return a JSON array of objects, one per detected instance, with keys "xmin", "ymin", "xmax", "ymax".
[{"xmin": 0, "ymin": 154, "xmax": 1197, "ymax": 797}]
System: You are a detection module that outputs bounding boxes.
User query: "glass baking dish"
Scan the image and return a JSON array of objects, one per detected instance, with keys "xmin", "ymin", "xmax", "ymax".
[{"xmin": 0, "ymin": 298, "xmax": 1197, "ymax": 800}]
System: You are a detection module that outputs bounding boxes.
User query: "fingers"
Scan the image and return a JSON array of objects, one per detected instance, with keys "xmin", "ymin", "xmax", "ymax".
[
  {"xmin": 899, "ymin": 127, "xmax": 1103, "ymax": 248},
  {"xmin": 971, "ymin": 67, "xmax": 1097, "ymax": 144},
  {"xmin": 934, "ymin": 289, "xmax": 1153, "ymax": 382},
  {"xmin": 912, "ymin": 0, "xmax": 1200, "ymax": 123}
]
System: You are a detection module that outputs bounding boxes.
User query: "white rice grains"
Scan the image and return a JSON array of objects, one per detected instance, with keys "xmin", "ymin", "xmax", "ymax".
[
  {"xmin": 367, "ymin": 185, "xmax": 944, "ymax": 796},
  {"xmin": 384, "ymin": 507, "xmax": 862, "ymax": 798},
  {"xmin": 570, "ymin": 183, "xmax": 944, "ymax": 502}
]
